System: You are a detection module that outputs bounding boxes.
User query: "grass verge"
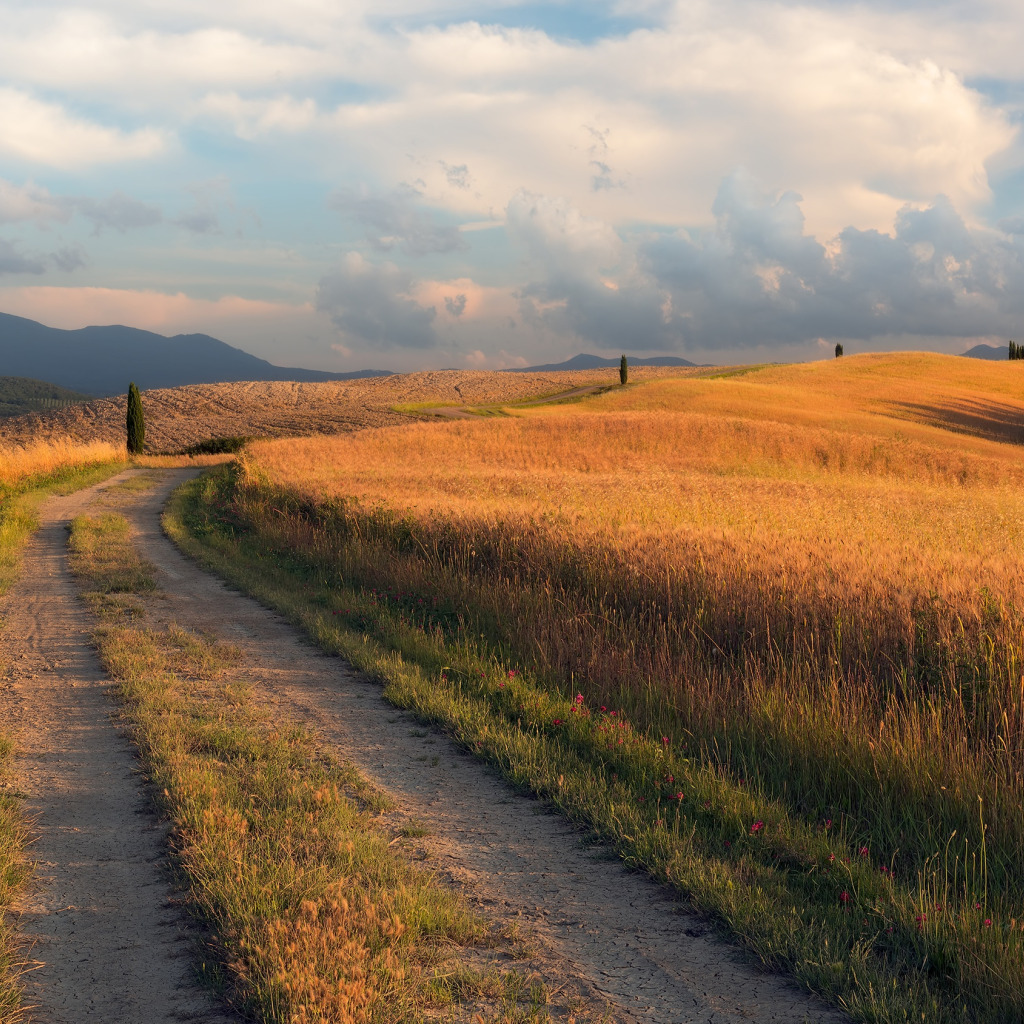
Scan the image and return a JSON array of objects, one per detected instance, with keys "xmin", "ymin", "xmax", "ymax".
[
  {"xmin": 165, "ymin": 465, "xmax": 1024, "ymax": 1024},
  {"xmin": 68, "ymin": 508, "xmax": 591, "ymax": 1023},
  {"xmin": 0, "ymin": 456, "xmax": 128, "ymax": 1024}
]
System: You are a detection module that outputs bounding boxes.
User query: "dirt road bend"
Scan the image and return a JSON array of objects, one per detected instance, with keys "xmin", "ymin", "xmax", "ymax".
[
  {"xmin": 0, "ymin": 471, "xmax": 231, "ymax": 1024},
  {"xmin": 125, "ymin": 469, "xmax": 847, "ymax": 1024}
]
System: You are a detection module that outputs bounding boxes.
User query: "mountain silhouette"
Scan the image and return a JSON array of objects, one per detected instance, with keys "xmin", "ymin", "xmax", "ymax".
[
  {"xmin": 508, "ymin": 353, "xmax": 700, "ymax": 372},
  {"xmin": 0, "ymin": 312, "xmax": 391, "ymax": 396},
  {"xmin": 961, "ymin": 343, "xmax": 1009, "ymax": 361}
]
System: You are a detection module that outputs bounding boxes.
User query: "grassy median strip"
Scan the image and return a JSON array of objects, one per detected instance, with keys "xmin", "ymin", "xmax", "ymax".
[
  {"xmin": 164, "ymin": 465, "xmax": 1024, "ymax": 1024},
  {"xmin": 67, "ymin": 510, "xmax": 585, "ymax": 1024},
  {"xmin": 0, "ymin": 454, "xmax": 127, "ymax": 1024}
]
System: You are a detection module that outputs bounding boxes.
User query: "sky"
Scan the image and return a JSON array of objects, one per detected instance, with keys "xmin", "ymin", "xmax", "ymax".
[{"xmin": 1, "ymin": 0, "xmax": 1023, "ymax": 372}]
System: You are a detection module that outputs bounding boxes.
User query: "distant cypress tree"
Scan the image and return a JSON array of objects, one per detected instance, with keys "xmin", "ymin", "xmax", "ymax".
[
  {"xmin": 126, "ymin": 382, "xmax": 145, "ymax": 454},
  {"xmin": 1011, "ymin": 341, "xmax": 1019, "ymax": 361},
  {"xmin": 619, "ymin": 353, "xmax": 628, "ymax": 385},
  {"xmin": 835, "ymin": 343, "xmax": 844, "ymax": 358}
]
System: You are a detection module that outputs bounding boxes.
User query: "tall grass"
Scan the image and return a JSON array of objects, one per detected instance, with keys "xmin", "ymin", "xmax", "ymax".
[
  {"xmin": 182, "ymin": 353, "xmax": 1024, "ymax": 1022},
  {"xmin": 71, "ymin": 509, "xmax": 590, "ymax": 1023}
]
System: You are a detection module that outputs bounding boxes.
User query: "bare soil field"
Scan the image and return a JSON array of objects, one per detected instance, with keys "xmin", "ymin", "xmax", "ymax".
[{"xmin": 0, "ymin": 368, "xmax": 696, "ymax": 453}]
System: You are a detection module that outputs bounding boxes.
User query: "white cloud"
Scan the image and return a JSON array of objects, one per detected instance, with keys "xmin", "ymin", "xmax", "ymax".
[
  {"xmin": 0, "ymin": 179, "xmax": 68, "ymax": 224},
  {"xmin": 0, "ymin": 89, "xmax": 166, "ymax": 168}
]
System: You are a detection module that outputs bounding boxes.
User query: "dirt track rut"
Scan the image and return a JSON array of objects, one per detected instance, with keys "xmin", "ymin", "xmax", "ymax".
[
  {"xmin": 0, "ymin": 472, "xmax": 230, "ymax": 1023},
  {"xmin": 128, "ymin": 469, "xmax": 847, "ymax": 1024}
]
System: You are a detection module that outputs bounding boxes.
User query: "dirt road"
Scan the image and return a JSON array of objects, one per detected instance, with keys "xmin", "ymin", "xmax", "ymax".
[
  {"xmin": 0, "ymin": 472, "xmax": 231, "ymax": 1023},
  {"xmin": 0, "ymin": 467, "xmax": 848, "ymax": 1022},
  {"xmin": 130, "ymin": 469, "xmax": 846, "ymax": 1024}
]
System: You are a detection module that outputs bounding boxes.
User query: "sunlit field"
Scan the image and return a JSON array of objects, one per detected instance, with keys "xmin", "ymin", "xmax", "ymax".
[
  {"xmin": 183, "ymin": 353, "xmax": 1024, "ymax": 1021},
  {"xmin": 0, "ymin": 439, "xmax": 125, "ymax": 488}
]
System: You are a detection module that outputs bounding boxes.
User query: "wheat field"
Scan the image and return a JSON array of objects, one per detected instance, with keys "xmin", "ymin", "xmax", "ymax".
[{"xmin": 210, "ymin": 352, "xmax": 1024, "ymax": 1019}]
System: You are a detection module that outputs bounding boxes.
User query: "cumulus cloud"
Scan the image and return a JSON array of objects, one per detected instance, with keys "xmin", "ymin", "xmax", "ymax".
[
  {"xmin": 505, "ymin": 175, "xmax": 1024, "ymax": 355},
  {"xmin": 316, "ymin": 252, "xmax": 438, "ymax": 348},
  {"xmin": 329, "ymin": 188, "xmax": 468, "ymax": 257},
  {"xmin": 640, "ymin": 172, "xmax": 1024, "ymax": 350},
  {"xmin": 0, "ymin": 89, "xmax": 166, "ymax": 168},
  {"xmin": 506, "ymin": 189, "xmax": 622, "ymax": 273}
]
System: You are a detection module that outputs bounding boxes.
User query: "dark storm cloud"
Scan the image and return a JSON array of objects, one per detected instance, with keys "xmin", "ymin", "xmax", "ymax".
[
  {"xmin": 329, "ymin": 187, "xmax": 468, "ymax": 257},
  {"xmin": 316, "ymin": 254, "xmax": 438, "ymax": 349}
]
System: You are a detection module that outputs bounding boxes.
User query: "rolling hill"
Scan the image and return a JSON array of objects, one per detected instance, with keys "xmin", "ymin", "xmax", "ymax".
[
  {"xmin": 0, "ymin": 376, "xmax": 93, "ymax": 418},
  {"xmin": 0, "ymin": 312, "xmax": 391, "ymax": 396}
]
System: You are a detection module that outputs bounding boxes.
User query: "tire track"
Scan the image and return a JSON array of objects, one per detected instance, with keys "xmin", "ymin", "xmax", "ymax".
[
  {"xmin": 0, "ymin": 470, "xmax": 231, "ymax": 1024},
  {"xmin": 125, "ymin": 469, "xmax": 848, "ymax": 1024}
]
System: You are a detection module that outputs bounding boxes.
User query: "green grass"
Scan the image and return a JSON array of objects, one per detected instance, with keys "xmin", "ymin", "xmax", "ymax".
[
  {"xmin": 0, "ymin": 456, "xmax": 127, "ymax": 1024},
  {"xmin": 68, "ymin": 509, "xmax": 588, "ymax": 1024},
  {"xmin": 165, "ymin": 465, "xmax": 1024, "ymax": 1024}
]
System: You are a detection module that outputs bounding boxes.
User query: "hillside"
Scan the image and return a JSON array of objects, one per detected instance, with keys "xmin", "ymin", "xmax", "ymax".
[
  {"xmin": 0, "ymin": 312, "xmax": 391, "ymax": 396},
  {"xmin": 216, "ymin": 350, "xmax": 1024, "ymax": 1021},
  {"xmin": 0, "ymin": 364, "xmax": 693, "ymax": 452},
  {"xmin": 0, "ymin": 376, "xmax": 92, "ymax": 418}
]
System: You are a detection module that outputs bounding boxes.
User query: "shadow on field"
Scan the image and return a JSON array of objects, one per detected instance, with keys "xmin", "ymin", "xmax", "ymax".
[{"xmin": 887, "ymin": 397, "xmax": 1024, "ymax": 445}]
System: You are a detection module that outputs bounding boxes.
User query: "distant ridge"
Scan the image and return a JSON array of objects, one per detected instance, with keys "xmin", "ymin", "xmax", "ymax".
[
  {"xmin": 0, "ymin": 375, "xmax": 92, "ymax": 418},
  {"xmin": 0, "ymin": 312, "xmax": 392, "ymax": 396},
  {"xmin": 507, "ymin": 353, "xmax": 703, "ymax": 373},
  {"xmin": 962, "ymin": 344, "xmax": 1008, "ymax": 361}
]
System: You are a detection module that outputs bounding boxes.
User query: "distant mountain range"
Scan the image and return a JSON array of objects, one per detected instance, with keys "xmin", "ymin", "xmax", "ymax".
[
  {"xmin": 508, "ymin": 353, "xmax": 702, "ymax": 372},
  {"xmin": 0, "ymin": 312, "xmax": 391, "ymax": 396},
  {"xmin": 962, "ymin": 344, "xmax": 1009, "ymax": 361}
]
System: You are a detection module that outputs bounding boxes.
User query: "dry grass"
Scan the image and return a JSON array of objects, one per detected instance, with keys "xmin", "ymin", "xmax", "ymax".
[
  {"xmin": 0, "ymin": 439, "xmax": 124, "ymax": 488},
  {"xmin": 0, "ymin": 368, "xmax": 695, "ymax": 454},
  {"xmin": 70, "ymin": 509, "xmax": 602, "ymax": 1024},
  {"xmin": 203, "ymin": 351, "xmax": 1024, "ymax": 1020}
]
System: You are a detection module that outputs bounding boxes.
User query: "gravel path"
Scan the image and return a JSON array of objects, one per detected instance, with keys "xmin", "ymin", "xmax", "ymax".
[
  {"xmin": 126, "ymin": 469, "xmax": 848, "ymax": 1024},
  {"xmin": 0, "ymin": 472, "xmax": 232, "ymax": 1024}
]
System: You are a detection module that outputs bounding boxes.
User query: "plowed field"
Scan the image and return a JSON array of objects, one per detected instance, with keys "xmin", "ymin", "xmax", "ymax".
[{"xmin": 0, "ymin": 367, "xmax": 696, "ymax": 453}]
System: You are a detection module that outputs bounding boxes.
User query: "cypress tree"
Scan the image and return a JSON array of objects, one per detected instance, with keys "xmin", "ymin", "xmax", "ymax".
[
  {"xmin": 126, "ymin": 382, "xmax": 145, "ymax": 454},
  {"xmin": 835, "ymin": 342, "xmax": 844, "ymax": 358},
  {"xmin": 619, "ymin": 353, "xmax": 628, "ymax": 385}
]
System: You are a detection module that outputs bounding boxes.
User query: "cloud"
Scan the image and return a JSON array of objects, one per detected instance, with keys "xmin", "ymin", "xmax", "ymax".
[
  {"xmin": 0, "ymin": 179, "xmax": 69, "ymax": 225},
  {"xmin": 51, "ymin": 246, "xmax": 86, "ymax": 273},
  {"xmin": 329, "ymin": 188, "xmax": 468, "ymax": 256},
  {"xmin": 316, "ymin": 252, "xmax": 438, "ymax": 348},
  {"xmin": 0, "ymin": 89, "xmax": 166, "ymax": 168},
  {"xmin": 640, "ymin": 172, "xmax": 1024, "ymax": 350},
  {"xmin": 504, "ymin": 174, "xmax": 1024, "ymax": 355},
  {"xmin": 444, "ymin": 293, "xmax": 467, "ymax": 316},
  {"xmin": 506, "ymin": 189, "xmax": 622, "ymax": 273},
  {"xmin": 440, "ymin": 161, "xmax": 471, "ymax": 190},
  {"xmin": 75, "ymin": 192, "xmax": 163, "ymax": 234},
  {"xmin": 0, "ymin": 238, "xmax": 46, "ymax": 275}
]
